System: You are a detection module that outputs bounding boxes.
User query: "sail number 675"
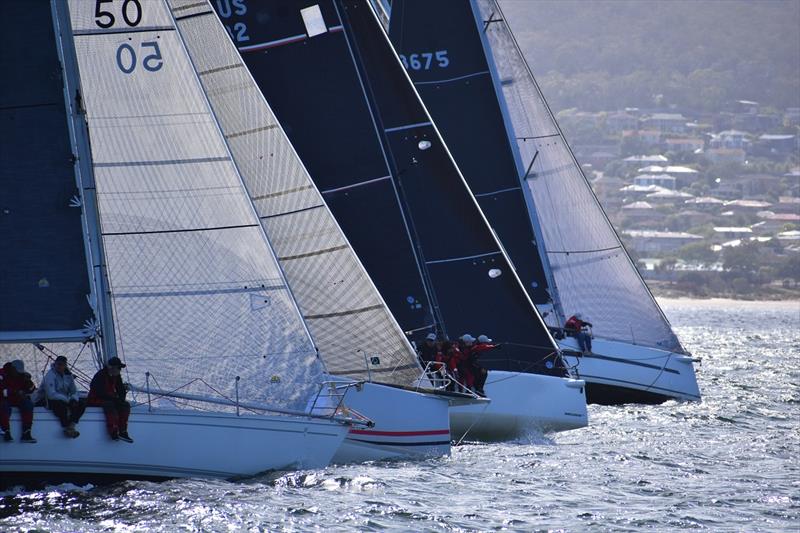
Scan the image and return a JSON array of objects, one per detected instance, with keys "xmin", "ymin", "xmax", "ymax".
[{"xmin": 399, "ymin": 50, "xmax": 449, "ymax": 70}]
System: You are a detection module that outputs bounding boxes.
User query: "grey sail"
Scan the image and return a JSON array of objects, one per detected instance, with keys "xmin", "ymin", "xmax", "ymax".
[
  {"xmin": 472, "ymin": 0, "xmax": 684, "ymax": 352},
  {"xmin": 167, "ymin": 0, "xmax": 424, "ymax": 386},
  {"xmin": 63, "ymin": 0, "xmax": 327, "ymax": 411}
]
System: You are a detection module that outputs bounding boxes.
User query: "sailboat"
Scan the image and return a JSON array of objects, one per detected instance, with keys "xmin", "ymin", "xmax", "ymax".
[
  {"xmin": 0, "ymin": 0, "xmax": 356, "ymax": 484},
  {"xmin": 175, "ymin": 0, "xmax": 481, "ymax": 462},
  {"xmin": 211, "ymin": 0, "xmax": 588, "ymax": 441},
  {"xmin": 382, "ymin": 0, "xmax": 701, "ymax": 405}
]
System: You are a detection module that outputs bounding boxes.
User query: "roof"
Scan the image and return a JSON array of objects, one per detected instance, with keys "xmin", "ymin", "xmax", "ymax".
[
  {"xmin": 622, "ymin": 201, "xmax": 654, "ymax": 210},
  {"xmin": 724, "ymin": 199, "xmax": 773, "ymax": 208},
  {"xmin": 713, "ymin": 226, "xmax": 753, "ymax": 234},
  {"xmin": 637, "ymin": 165, "xmax": 698, "ymax": 174},
  {"xmin": 648, "ymin": 113, "xmax": 686, "ymax": 121},
  {"xmin": 759, "ymin": 134, "xmax": 795, "ymax": 141},
  {"xmin": 624, "ymin": 155, "xmax": 668, "ymax": 163},
  {"xmin": 620, "ymin": 184, "xmax": 671, "ymax": 193},
  {"xmin": 685, "ymin": 196, "xmax": 724, "ymax": 205},
  {"xmin": 623, "ymin": 230, "xmax": 702, "ymax": 239},
  {"xmin": 758, "ymin": 212, "xmax": 800, "ymax": 222},
  {"xmin": 646, "ymin": 190, "xmax": 694, "ymax": 199},
  {"xmin": 778, "ymin": 230, "xmax": 800, "ymax": 240}
]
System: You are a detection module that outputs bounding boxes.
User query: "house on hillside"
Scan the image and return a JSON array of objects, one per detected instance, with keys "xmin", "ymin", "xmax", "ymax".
[
  {"xmin": 623, "ymin": 230, "xmax": 703, "ymax": 254},
  {"xmin": 633, "ymin": 173, "xmax": 677, "ymax": 190},
  {"xmin": 644, "ymin": 113, "xmax": 688, "ymax": 134}
]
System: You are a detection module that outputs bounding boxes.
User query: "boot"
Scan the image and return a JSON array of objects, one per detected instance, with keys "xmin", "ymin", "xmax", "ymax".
[
  {"xmin": 21, "ymin": 430, "xmax": 37, "ymax": 443},
  {"xmin": 2, "ymin": 429, "xmax": 11, "ymax": 442}
]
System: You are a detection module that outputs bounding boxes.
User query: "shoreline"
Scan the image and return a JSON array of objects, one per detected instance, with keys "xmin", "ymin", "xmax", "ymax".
[{"xmin": 647, "ymin": 280, "xmax": 800, "ymax": 302}]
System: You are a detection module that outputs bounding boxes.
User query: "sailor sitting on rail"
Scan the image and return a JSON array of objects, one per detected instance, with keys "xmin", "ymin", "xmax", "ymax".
[{"xmin": 565, "ymin": 313, "xmax": 593, "ymax": 355}]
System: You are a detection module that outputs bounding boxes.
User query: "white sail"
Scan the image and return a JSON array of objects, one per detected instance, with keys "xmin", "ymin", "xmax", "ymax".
[
  {"xmin": 475, "ymin": 0, "xmax": 683, "ymax": 352},
  {"xmin": 166, "ymin": 0, "xmax": 424, "ymax": 386},
  {"xmin": 65, "ymin": 0, "xmax": 326, "ymax": 411}
]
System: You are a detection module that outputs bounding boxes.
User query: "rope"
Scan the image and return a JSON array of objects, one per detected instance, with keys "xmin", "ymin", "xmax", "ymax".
[{"xmin": 453, "ymin": 399, "xmax": 491, "ymax": 447}]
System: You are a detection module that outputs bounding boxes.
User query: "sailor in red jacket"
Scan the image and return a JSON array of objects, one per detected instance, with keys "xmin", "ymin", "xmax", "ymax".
[
  {"xmin": 565, "ymin": 313, "xmax": 593, "ymax": 355},
  {"xmin": 0, "ymin": 360, "xmax": 37, "ymax": 443},
  {"xmin": 470, "ymin": 335, "xmax": 499, "ymax": 396},
  {"xmin": 88, "ymin": 357, "xmax": 133, "ymax": 443}
]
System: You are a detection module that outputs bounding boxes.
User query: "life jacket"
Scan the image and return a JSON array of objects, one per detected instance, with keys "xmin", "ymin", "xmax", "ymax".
[
  {"xmin": 565, "ymin": 316, "xmax": 585, "ymax": 333},
  {"xmin": 87, "ymin": 369, "xmax": 125, "ymax": 406},
  {"xmin": 0, "ymin": 367, "xmax": 35, "ymax": 401}
]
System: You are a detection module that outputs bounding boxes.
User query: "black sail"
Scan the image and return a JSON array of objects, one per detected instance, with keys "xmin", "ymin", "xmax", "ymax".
[
  {"xmin": 387, "ymin": 0, "xmax": 554, "ymax": 308},
  {"xmin": 0, "ymin": 0, "xmax": 93, "ymax": 337},
  {"xmin": 215, "ymin": 0, "xmax": 563, "ymax": 375}
]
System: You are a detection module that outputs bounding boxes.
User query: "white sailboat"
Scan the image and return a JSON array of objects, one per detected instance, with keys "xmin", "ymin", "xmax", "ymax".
[
  {"xmin": 172, "ymin": 0, "xmax": 483, "ymax": 462},
  {"xmin": 474, "ymin": 0, "xmax": 701, "ymax": 404},
  {"xmin": 377, "ymin": 0, "xmax": 700, "ymax": 405},
  {"xmin": 0, "ymin": 0, "xmax": 354, "ymax": 484}
]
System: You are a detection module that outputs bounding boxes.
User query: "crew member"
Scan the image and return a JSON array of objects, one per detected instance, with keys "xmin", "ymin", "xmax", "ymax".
[
  {"xmin": 0, "ymin": 360, "xmax": 37, "ymax": 443},
  {"xmin": 565, "ymin": 313, "xmax": 593, "ymax": 354},
  {"xmin": 88, "ymin": 357, "xmax": 133, "ymax": 443}
]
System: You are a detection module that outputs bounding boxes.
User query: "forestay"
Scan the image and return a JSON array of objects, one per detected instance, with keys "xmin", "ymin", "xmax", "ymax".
[
  {"xmin": 475, "ymin": 0, "xmax": 684, "ymax": 352},
  {"xmin": 167, "ymin": 0, "xmax": 423, "ymax": 386},
  {"xmin": 65, "ymin": 0, "xmax": 326, "ymax": 411}
]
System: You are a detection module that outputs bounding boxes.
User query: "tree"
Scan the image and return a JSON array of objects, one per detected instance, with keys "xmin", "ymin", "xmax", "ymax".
[
  {"xmin": 722, "ymin": 242, "xmax": 761, "ymax": 278},
  {"xmin": 677, "ymin": 242, "xmax": 718, "ymax": 263}
]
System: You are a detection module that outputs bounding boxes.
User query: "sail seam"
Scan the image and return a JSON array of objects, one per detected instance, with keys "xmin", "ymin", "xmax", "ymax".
[
  {"xmin": 425, "ymin": 251, "xmax": 501, "ymax": 265},
  {"xmin": 102, "ymin": 223, "xmax": 258, "ymax": 237},
  {"xmin": 74, "ymin": 26, "xmax": 174, "ymax": 36},
  {"xmin": 304, "ymin": 304, "xmax": 384, "ymax": 320},
  {"xmin": 251, "ymin": 184, "xmax": 313, "ymax": 201},
  {"xmin": 279, "ymin": 245, "xmax": 349, "ymax": 261},
  {"xmin": 474, "ymin": 186, "xmax": 521, "ymax": 197},
  {"xmin": 225, "ymin": 124, "xmax": 279, "ymax": 139},
  {"xmin": 0, "ymin": 102, "xmax": 59, "ymax": 111},
  {"xmin": 526, "ymin": 162, "xmax": 574, "ymax": 179},
  {"xmin": 114, "ymin": 285, "xmax": 285, "ymax": 299},
  {"xmin": 548, "ymin": 246, "xmax": 623, "ymax": 255},
  {"xmin": 239, "ymin": 34, "xmax": 307, "ymax": 53},
  {"xmin": 320, "ymin": 175, "xmax": 391, "ymax": 194},
  {"xmin": 259, "ymin": 204, "xmax": 325, "ymax": 220},
  {"xmin": 384, "ymin": 121, "xmax": 432, "ymax": 133},
  {"xmin": 413, "ymin": 70, "xmax": 490, "ymax": 86},
  {"xmin": 199, "ymin": 64, "xmax": 244, "ymax": 76},
  {"xmin": 94, "ymin": 156, "xmax": 229, "ymax": 168},
  {"xmin": 171, "ymin": 1, "xmax": 207, "ymax": 12},
  {"xmin": 517, "ymin": 133, "xmax": 560, "ymax": 141},
  {"xmin": 174, "ymin": 10, "xmax": 214, "ymax": 22}
]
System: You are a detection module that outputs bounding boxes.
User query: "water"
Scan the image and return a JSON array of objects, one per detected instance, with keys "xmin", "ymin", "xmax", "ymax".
[{"xmin": 2, "ymin": 299, "xmax": 798, "ymax": 532}]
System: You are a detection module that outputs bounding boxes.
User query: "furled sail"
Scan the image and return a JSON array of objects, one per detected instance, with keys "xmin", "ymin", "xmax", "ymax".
[
  {"xmin": 473, "ymin": 0, "xmax": 684, "ymax": 352},
  {"xmin": 212, "ymin": 0, "xmax": 564, "ymax": 376},
  {"xmin": 167, "ymin": 0, "xmax": 423, "ymax": 386},
  {"xmin": 63, "ymin": 0, "xmax": 326, "ymax": 410}
]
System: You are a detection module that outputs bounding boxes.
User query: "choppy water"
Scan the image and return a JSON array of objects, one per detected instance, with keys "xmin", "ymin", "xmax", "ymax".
[{"xmin": 2, "ymin": 299, "xmax": 798, "ymax": 532}]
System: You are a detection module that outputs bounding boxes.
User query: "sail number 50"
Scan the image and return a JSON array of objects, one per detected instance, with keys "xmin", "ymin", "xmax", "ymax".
[
  {"xmin": 95, "ymin": 0, "xmax": 142, "ymax": 28},
  {"xmin": 399, "ymin": 50, "xmax": 449, "ymax": 70}
]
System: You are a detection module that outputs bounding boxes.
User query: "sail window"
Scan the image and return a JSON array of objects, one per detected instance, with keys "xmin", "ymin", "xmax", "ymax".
[{"xmin": 301, "ymin": 5, "xmax": 327, "ymax": 38}]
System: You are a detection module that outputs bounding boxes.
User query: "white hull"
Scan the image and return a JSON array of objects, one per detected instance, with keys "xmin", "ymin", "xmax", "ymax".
[
  {"xmin": 450, "ymin": 371, "xmax": 587, "ymax": 441},
  {"xmin": 0, "ymin": 406, "xmax": 348, "ymax": 482},
  {"xmin": 327, "ymin": 379, "xmax": 452, "ymax": 463},
  {"xmin": 559, "ymin": 337, "xmax": 701, "ymax": 404}
]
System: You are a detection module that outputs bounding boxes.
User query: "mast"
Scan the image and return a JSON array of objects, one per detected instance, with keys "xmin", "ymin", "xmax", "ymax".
[
  {"xmin": 50, "ymin": 0, "xmax": 117, "ymax": 365},
  {"xmin": 468, "ymin": 0, "xmax": 566, "ymax": 325}
]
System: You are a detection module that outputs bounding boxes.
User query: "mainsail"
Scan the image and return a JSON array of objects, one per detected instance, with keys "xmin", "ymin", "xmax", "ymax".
[
  {"xmin": 213, "ymin": 0, "xmax": 564, "ymax": 376},
  {"xmin": 473, "ymin": 0, "xmax": 684, "ymax": 352},
  {"xmin": 379, "ymin": 0, "xmax": 683, "ymax": 353},
  {"xmin": 62, "ymin": 0, "xmax": 327, "ymax": 411},
  {"xmin": 168, "ymin": 0, "xmax": 423, "ymax": 385},
  {"xmin": 0, "ymin": 0, "xmax": 95, "ymax": 344},
  {"xmin": 386, "ymin": 0, "xmax": 554, "ymax": 307}
]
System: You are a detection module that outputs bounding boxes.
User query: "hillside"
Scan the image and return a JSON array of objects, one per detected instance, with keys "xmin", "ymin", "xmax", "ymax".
[{"xmin": 500, "ymin": 0, "xmax": 800, "ymax": 113}]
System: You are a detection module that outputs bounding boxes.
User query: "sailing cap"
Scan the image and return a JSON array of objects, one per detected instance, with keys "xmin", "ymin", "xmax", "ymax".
[
  {"xmin": 574, "ymin": 313, "xmax": 583, "ymax": 319},
  {"xmin": 54, "ymin": 356, "xmax": 68, "ymax": 364},
  {"xmin": 460, "ymin": 334, "xmax": 476, "ymax": 343},
  {"xmin": 106, "ymin": 357, "xmax": 126, "ymax": 368},
  {"xmin": 10, "ymin": 360, "xmax": 25, "ymax": 373},
  {"xmin": 477, "ymin": 335, "xmax": 492, "ymax": 343},
  {"xmin": 425, "ymin": 333, "xmax": 437, "ymax": 341}
]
